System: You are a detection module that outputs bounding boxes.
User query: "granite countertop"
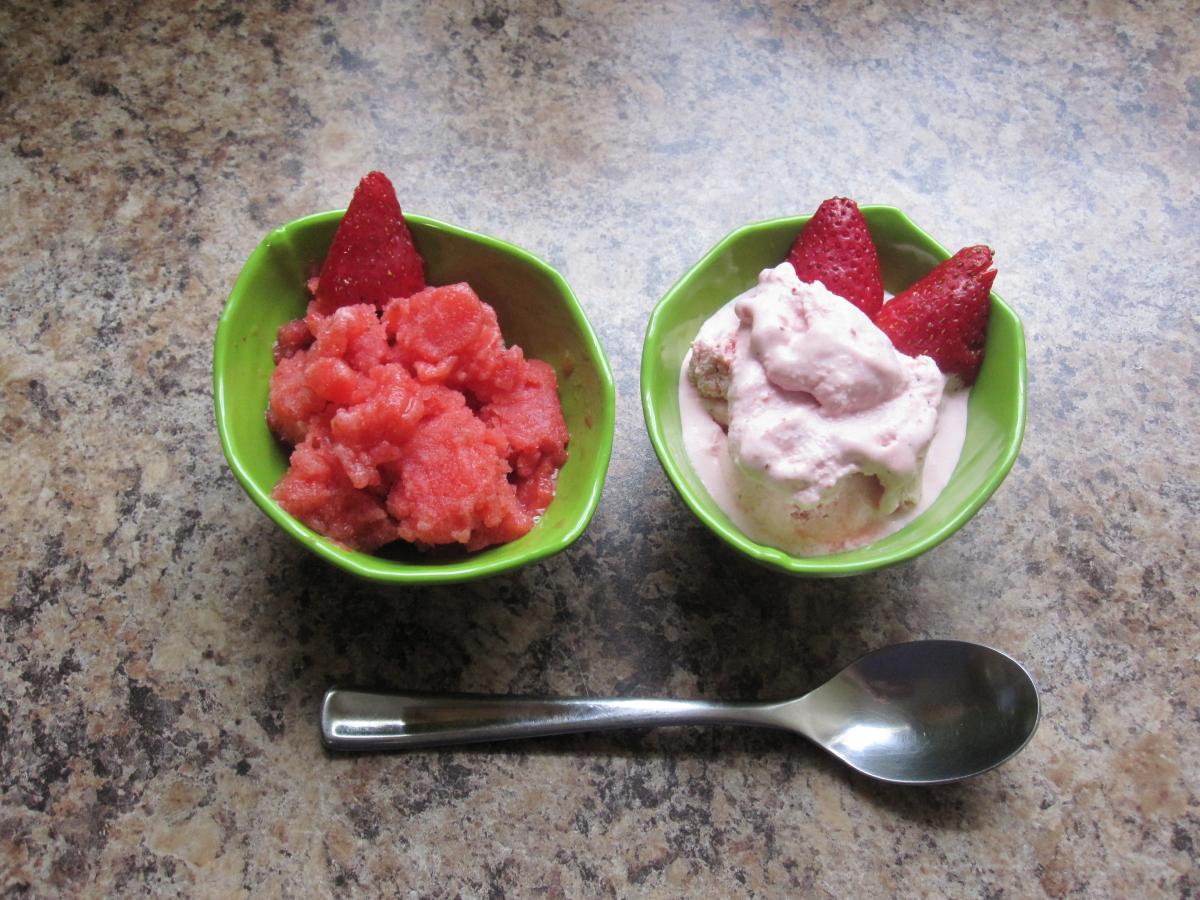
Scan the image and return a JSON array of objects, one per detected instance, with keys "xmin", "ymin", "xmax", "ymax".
[{"xmin": 3, "ymin": 0, "xmax": 1197, "ymax": 896}]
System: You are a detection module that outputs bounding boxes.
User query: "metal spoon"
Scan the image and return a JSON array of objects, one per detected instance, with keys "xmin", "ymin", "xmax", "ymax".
[{"xmin": 321, "ymin": 639, "xmax": 1039, "ymax": 785}]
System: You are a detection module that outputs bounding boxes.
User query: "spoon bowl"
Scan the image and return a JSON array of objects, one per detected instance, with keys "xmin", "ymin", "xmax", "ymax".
[
  {"xmin": 321, "ymin": 640, "xmax": 1039, "ymax": 785},
  {"xmin": 776, "ymin": 640, "xmax": 1040, "ymax": 784}
]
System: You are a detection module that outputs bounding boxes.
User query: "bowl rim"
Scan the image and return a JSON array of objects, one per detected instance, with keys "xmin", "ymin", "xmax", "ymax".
[
  {"xmin": 640, "ymin": 205, "xmax": 1027, "ymax": 576},
  {"xmin": 214, "ymin": 209, "xmax": 616, "ymax": 585}
]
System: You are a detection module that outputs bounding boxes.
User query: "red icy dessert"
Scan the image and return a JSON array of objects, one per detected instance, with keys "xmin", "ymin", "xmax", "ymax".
[{"xmin": 266, "ymin": 173, "xmax": 569, "ymax": 553}]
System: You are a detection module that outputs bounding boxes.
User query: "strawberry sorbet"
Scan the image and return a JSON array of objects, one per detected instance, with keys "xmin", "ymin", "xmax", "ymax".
[
  {"xmin": 262, "ymin": 172, "xmax": 568, "ymax": 554},
  {"xmin": 267, "ymin": 282, "xmax": 568, "ymax": 553}
]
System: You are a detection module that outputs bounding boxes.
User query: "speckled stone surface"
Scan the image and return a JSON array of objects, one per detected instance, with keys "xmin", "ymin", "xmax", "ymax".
[{"xmin": 2, "ymin": 0, "xmax": 1198, "ymax": 896}]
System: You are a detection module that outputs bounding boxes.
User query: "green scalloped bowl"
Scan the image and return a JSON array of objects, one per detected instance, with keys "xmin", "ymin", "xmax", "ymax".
[
  {"xmin": 641, "ymin": 207, "xmax": 1026, "ymax": 577},
  {"xmin": 215, "ymin": 211, "xmax": 615, "ymax": 585}
]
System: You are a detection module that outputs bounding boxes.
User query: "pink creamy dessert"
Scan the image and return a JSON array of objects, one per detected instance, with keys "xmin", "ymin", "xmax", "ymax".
[{"xmin": 680, "ymin": 262, "xmax": 969, "ymax": 556}]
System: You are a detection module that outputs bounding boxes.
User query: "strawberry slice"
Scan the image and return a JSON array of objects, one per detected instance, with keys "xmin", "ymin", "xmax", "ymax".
[
  {"xmin": 311, "ymin": 171, "xmax": 426, "ymax": 316},
  {"xmin": 786, "ymin": 197, "xmax": 883, "ymax": 318},
  {"xmin": 875, "ymin": 245, "xmax": 996, "ymax": 384}
]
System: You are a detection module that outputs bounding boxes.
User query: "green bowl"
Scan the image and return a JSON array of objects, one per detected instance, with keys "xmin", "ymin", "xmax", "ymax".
[
  {"xmin": 641, "ymin": 207, "xmax": 1026, "ymax": 577},
  {"xmin": 214, "ymin": 211, "xmax": 615, "ymax": 585}
]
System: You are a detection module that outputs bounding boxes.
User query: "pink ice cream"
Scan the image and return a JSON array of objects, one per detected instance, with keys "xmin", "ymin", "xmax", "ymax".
[{"xmin": 681, "ymin": 262, "xmax": 968, "ymax": 555}]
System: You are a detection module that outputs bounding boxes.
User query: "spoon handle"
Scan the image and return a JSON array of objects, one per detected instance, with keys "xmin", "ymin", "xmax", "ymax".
[{"xmin": 321, "ymin": 689, "xmax": 781, "ymax": 751}]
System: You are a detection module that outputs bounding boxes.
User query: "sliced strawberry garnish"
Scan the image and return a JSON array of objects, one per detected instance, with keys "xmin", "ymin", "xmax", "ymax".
[
  {"xmin": 875, "ymin": 245, "xmax": 996, "ymax": 384},
  {"xmin": 311, "ymin": 171, "xmax": 426, "ymax": 316},
  {"xmin": 786, "ymin": 197, "xmax": 884, "ymax": 319}
]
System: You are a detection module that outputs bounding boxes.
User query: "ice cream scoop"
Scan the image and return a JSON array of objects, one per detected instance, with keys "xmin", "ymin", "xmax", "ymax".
[
  {"xmin": 681, "ymin": 263, "xmax": 962, "ymax": 556},
  {"xmin": 321, "ymin": 640, "xmax": 1040, "ymax": 785}
]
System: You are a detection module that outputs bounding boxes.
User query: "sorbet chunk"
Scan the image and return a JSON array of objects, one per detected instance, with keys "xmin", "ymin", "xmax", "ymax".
[
  {"xmin": 384, "ymin": 385, "xmax": 532, "ymax": 550},
  {"xmin": 383, "ymin": 284, "xmax": 525, "ymax": 400},
  {"xmin": 480, "ymin": 359, "xmax": 570, "ymax": 515},
  {"xmin": 266, "ymin": 350, "xmax": 329, "ymax": 446},
  {"xmin": 272, "ymin": 429, "xmax": 399, "ymax": 552}
]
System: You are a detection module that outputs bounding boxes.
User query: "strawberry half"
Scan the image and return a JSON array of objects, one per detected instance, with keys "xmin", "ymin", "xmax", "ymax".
[
  {"xmin": 875, "ymin": 245, "xmax": 996, "ymax": 384},
  {"xmin": 786, "ymin": 197, "xmax": 884, "ymax": 319},
  {"xmin": 312, "ymin": 171, "xmax": 426, "ymax": 316}
]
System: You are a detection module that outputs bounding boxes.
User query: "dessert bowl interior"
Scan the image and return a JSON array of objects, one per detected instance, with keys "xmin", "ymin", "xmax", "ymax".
[
  {"xmin": 215, "ymin": 211, "xmax": 615, "ymax": 585},
  {"xmin": 641, "ymin": 206, "xmax": 1026, "ymax": 577}
]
